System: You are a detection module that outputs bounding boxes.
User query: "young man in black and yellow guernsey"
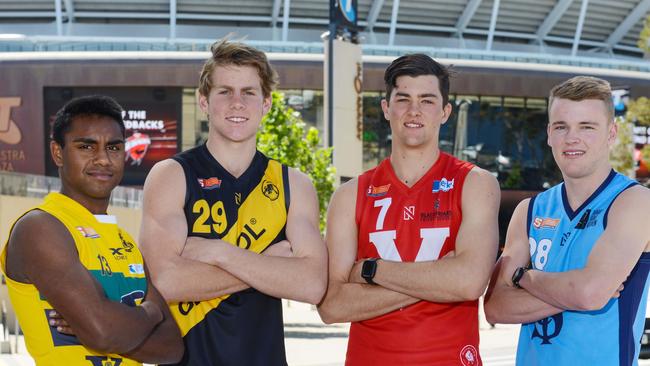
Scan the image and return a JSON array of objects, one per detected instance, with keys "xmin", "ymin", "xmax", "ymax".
[
  {"xmin": 1, "ymin": 95, "xmax": 183, "ymax": 365},
  {"xmin": 139, "ymin": 39, "xmax": 328, "ymax": 365}
]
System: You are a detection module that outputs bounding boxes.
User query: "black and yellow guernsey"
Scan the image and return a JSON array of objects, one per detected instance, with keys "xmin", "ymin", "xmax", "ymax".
[{"xmin": 166, "ymin": 144, "xmax": 290, "ymax": 366}]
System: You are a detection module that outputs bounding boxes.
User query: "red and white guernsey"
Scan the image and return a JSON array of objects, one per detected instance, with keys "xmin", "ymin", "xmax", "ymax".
[{"xmin": 348, "ymin": 152, "xmax": 481, "ymax": 366}]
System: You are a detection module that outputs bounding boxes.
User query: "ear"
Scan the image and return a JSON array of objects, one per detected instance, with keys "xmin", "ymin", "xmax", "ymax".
[
  {"xmin": 50, "ymin": 141, "xmax": 64, "ymax": 168},
  {"xmin": 607, "ymin": 120, "xmax": 618, "ymax": 146},
  {"xmin": 198, "ymin": 93, "xmax": 210, "ymax": 115},
  {"xmin": 546, "ymin": 123, "xmax": 552, "ymax": 147},
  {"xmin": 262, "ymin": 95, "xmax": 272, "ymax": 115},
  {"xmin": 381, "ymin": 99, "xmax": 390, "ymax": 121},
  {"xmin": 440, "ymin": 102, "xmax": 452, "ymax": 125}
]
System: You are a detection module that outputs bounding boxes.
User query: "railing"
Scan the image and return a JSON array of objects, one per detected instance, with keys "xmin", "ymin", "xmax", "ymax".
[{"xmin": 0, "ymin": 171, "xmax": 143, "ymax": 209}]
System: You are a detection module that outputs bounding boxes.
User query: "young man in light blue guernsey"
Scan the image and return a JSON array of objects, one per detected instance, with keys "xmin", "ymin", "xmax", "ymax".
[{"xmin": 485, "ymin": 76, "xmax": 650, "ymax": 365}]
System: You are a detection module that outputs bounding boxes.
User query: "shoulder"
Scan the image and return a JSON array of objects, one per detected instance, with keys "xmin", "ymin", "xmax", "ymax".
[
  {"xmin": 143, "ymin": 159, "xmax": 187, "ymax": 206},
  {"xmin": 145, "ymin": 159, "xmax": 185, "ymax": 187},
  {"xmin": 463, "ymin": 166, "xmax": 500, "ymax": 195},
  {"xmin": 287, "ymin": 167, "xmax": 316, "ymax": 195},
  {"xmin": 9, "ymin": 209, "xmax": 72, "ymax": 251},
  {"xmin": 610, "ymin": 184, "xmax": 650, "ymax": 217},
  {"xmin": 329, "ymin": 177, "xmax": 359, "ymax": 209}
]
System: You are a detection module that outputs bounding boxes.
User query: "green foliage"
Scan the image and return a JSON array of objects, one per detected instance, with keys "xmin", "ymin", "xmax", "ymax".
[
  {"xmin": 610, "ymin": 117, "xmax": 635, "ymax": 178},
  {"xmin": 638, "ymin": 15, "xmax": 650, "ymax": 52},
  {"xmin": 257, "ymin": 92, "xmax": 336, "ymax": 232},
  {"xmin": 627, "ymin": 97, "xmax": 650, "ymax": 126}
]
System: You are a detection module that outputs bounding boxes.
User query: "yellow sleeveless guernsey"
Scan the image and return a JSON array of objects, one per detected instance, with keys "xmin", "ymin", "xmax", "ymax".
[{"xmin": 0, "ymin": 193, "xmax": 147, "ymax": 366}]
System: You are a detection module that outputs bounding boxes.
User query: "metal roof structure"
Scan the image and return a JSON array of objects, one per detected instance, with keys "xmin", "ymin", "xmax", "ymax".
[{"xmin": 0, "ymin": 0, "xmax": 649, "ymax": 67}]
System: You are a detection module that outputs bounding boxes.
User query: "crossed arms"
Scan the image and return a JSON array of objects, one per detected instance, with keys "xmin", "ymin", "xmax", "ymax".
[
  {"xmin": 484, "ymin": 185, "xmax": 650, "ymax": 324},
  {"xmin": 317, "ymin": 167, "xmax": 500, "ymax": 323},
  {"xmin": 139, "ymin": 159, "xmax": 327, "ymax": 305},
  {"xmin": 4, "ymin": 210, "xmax": 183, "ymax": 364}
]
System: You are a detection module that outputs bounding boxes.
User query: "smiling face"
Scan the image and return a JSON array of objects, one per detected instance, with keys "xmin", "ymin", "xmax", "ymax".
[
  {"xmin": 51, "ymin": 114, "xmax": 125, "ymax": 213},
  {"xmin": 547, "ymin": 98, "xmax": 616, "ymax": 180},
  {"xmin": 199, "ymin": 64, "xmax": 271, "ymax": 146},
  {"xmin": 381, "ymin": 74, "xmax": 451, "ymax": 151}
]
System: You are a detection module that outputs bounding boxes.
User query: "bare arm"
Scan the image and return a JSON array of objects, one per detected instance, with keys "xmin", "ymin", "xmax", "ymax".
[
  {"xmin": 181, "ymin": 169, "xmax": 328, "ymax": 305},
  {"xmin": 122, "ymin": 273, "xmax": 184, "ymax": 363},
  {"xmin": 5, "ymin": 211, "xmax": 163, "ymax": 355},
  {"xmin": 317, "ymin": 179, "xmax": 419, "ymax": 324},
  {"xmin": 519, "ymin": 186, "xmax": 650, "ymax": 311},
  {"xmin": 484, "ymin": 199, "xmax": 563, "ymax": 324},
  {"xmin": 138, "ymin": 159, "xmax": 249, "ymax": 303},
  {"xmin": 358, "ymin": 168, "xmax": 500, "ymax": 302}
]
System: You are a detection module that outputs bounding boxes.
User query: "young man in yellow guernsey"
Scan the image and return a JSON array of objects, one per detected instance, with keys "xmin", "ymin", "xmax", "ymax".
[
  {"xmin": 1, "ymin": 95, "xmax": 183, "ymax": 365},
  {"xmin": 139, "ymin": 39, "xmax": 327, "ymax": 365}
]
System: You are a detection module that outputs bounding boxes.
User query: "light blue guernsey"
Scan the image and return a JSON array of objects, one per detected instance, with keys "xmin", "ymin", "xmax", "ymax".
[{"xmin": 517, "ymin": 170, "xmax": 650, "ymax": 366}]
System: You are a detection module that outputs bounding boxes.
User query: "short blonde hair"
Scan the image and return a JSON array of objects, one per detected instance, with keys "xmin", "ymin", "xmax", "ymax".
[
  {"xmin": 198, "ymin": 39, "xmax": 278, "ymax": 98},
  {"xmin": 548, "ymin": 76, "xmax": 614, "ymax": 121}
]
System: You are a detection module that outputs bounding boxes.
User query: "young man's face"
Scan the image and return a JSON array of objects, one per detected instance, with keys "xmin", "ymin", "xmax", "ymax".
[
  {"xmin": 51, "ymin": 115, "xmax": 125, "ymax": 205},
  {"xmin": 381, "ymin": 74, "xmax": 451, "ymax": 150},
  {"xmin": 199, "ymin": 64, "xmax": 271, "ymax": 145},
  {"xmin": 547, "ymin": 98, "xmax": 616, "ymax": 180}
]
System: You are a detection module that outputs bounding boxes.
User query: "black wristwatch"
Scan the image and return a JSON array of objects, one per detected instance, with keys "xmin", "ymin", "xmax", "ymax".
[
  {"xmin": 361, "ymin": 258, "xmax": 380, "ymax": 285},
  {"xmin": 512, "ymin": 267, "xmax": 529, "ymax": 289}
]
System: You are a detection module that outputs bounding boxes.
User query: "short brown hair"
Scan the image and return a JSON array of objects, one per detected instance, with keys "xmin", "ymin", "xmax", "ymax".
[
  {"xmin": 384, "ymin": 54, "xmax": 451, "ymax": 106},
  {"xmin": 548, "ymin": 76, "xmax": 614, "ymax": 121},
  {"xmin": 198, "ymin": 39, "xmax": 278, "ymax": 98}
]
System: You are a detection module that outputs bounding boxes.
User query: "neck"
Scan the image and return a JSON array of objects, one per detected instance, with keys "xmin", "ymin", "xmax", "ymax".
[
  {"xmin": 562, "ymin": 164, "xmax": 613, "ymax": 211},
  {"xmin": 59, "ymin": 189, "xmax": 109, "ymax": 215},
  {"xmin": 389, "ymin": 145, "xmax": 440, "ymax": 187},
  {"xmin": 205, "ymin": 134, "xmax": 257, "ymax": 178}
]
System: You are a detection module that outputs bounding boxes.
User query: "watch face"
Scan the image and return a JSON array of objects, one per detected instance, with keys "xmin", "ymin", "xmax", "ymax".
[{"xmin": 361, "ymin": 259, "xmax": 377, "ymax": 279}]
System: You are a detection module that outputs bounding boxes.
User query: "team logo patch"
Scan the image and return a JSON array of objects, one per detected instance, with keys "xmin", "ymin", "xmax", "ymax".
[
  {"xmin": 262, "ymin": 180, "xmax": 279, "ymax": 201},
  {"xmin": 403, "ymin": 205, "xmax": 415, "ymax": 220},
  {"xmin": 367, "ymin": 184, "xmax": 390, "ymax": 197},
  {"xmin": 125, "ymin": 132, "xmax": 151, "ymax": 166},
  {"xmin": 76, "ymin": 226, "xmax": 100, "ymax": 239},
  {"xmin": 432, "ymin": 178, "xmax": 454, "ymax": 193},
  {"xmin": 533, "ymin": 217, "xmax": 561, "ymax": 229},
  {"xmin": 459, "ymin": 344, "xmax": 479, "ymax": 366},
  {"xmin": 128, "ymin": 264, "xmax": 145, "ymax": 275},
  {"xmin": 197, "ymin": 177, "xmax": 222, "ymax": 190}
]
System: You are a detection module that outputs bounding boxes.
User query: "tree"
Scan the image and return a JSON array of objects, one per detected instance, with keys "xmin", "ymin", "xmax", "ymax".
[
  {"xmin": 257, "ymin": 92, "xmax": 336, "ymax": 232},
  {"xmin": 610, "ymin": 116, "xmax": 635, "ymax": 178}
]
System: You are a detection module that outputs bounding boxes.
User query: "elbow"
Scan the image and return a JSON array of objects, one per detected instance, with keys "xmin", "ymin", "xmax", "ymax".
[
  {"xmin": 452, "ymin": 281, "xmax": 487, "ymax": 302},
  {"xmin": 150, "ymin": 270, "xmax": 181, "ymax": 303},
  {"xmin": 316, "ymin": 289, "xmax": 344, "ymax": 324},
  {"xmin": 483, "ymin": 300, "xmax": 502, "ymax": 325},
  {"xmin": 153, "ymin": 337, "xmax": 185, "ymax": 364},
  {"xmin": 304, "ymin": 277, "xmax": 327, "ymax": 306},
  {"xmin": 77, "ymin": 324, "xmax": 121, "ymax": 354},
  {"xmin": 573, "ymin": 284, "xmax": 611, "ymax": 311},
  {"xmin": 317, "ymin": 304, "xmax": 341, "ymax": 325}
]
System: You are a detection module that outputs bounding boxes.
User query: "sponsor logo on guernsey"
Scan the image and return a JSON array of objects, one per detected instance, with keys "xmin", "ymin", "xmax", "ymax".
[
  {"xmin": 128, "ymin": 264, "xmax": 145, "ymax": 275},
  {"xmin": 197, "ymin": 177, "xmax": 222, "ymax": 190},
  {"xmin": 76, "ymin": 226, "xmax": 100, "ymax": 239},
  {"xmin": 403, "ymin": 205, "xmax": 416, "ymax": 220},
  {"xmin": 420, "ymin": 210, "xmax": 452, "ymax": 222},
  {"xmin": 459, "ymin": 345, "xmax": 479, "ymax": 366},
  {"xmin": 432, "ymin": 178, "xmax": 454, "ymax": 193},
  {"xmin": 533, "ymin": 217, "xmax": 561, "ymax": 230},
  {"xmin": 262, "ymin": 180, "xmax": 280, "ymax": 201},
  {"xmin": 110, "ymin": 247, "xmax": 127, "ymax": 260},
  {"xmin": 85, "ymin": 355, "xmax": 123, "ymax": 366},
  {"xmin": 367, "ymin": 184, "xmax": 390, "ymax": 197}
]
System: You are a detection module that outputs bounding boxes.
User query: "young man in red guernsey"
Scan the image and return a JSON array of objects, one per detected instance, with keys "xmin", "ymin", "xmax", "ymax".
[{"xmin": 318, "ymin": 54, "xmax": 500, "ymax": 365}]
